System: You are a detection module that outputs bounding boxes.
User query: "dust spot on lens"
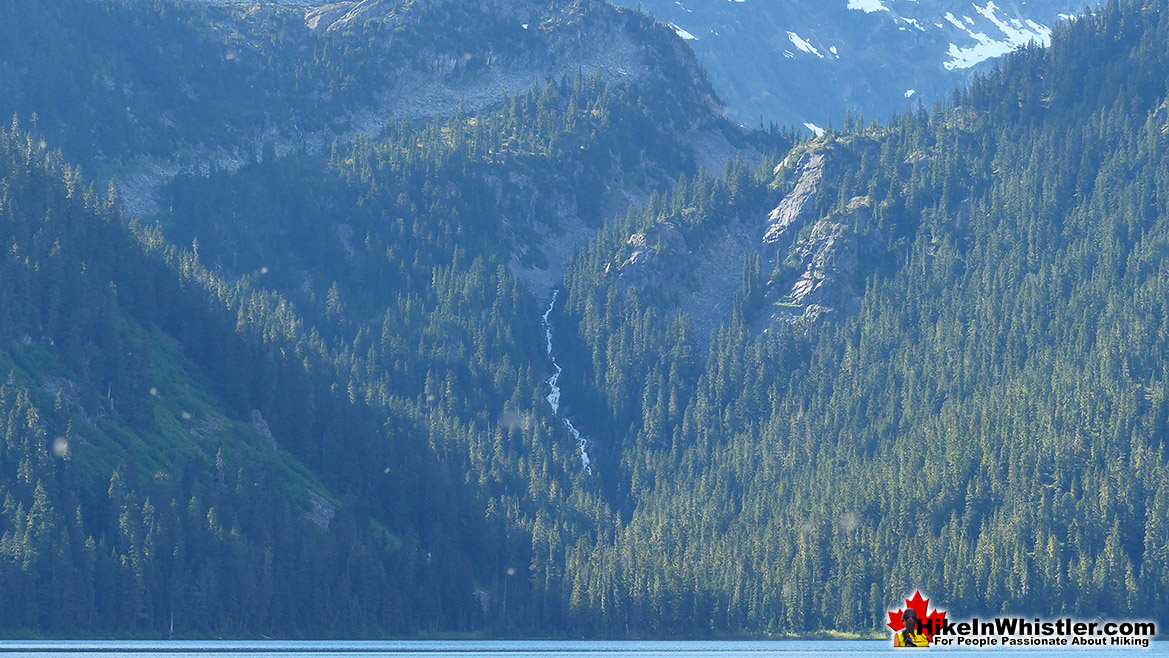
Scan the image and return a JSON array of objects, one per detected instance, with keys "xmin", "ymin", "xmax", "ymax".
[
  {"xmin": 839, "ymin": 511, "xmax": 859, "ymax": 532},
  {"xmin": 498, "ymin": 410, "xmax": 524, "ymax": 430}
]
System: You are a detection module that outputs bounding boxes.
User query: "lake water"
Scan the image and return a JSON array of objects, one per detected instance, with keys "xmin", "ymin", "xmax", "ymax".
[{"xmin": 0, "ymin": 640, "xmax": 1162, "ymax": 657}]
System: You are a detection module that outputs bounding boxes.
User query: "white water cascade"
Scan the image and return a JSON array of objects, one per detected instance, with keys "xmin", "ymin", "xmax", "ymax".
[{"xmin": 542, "ymin": 290, "xmax": 591, "ymax": 473}]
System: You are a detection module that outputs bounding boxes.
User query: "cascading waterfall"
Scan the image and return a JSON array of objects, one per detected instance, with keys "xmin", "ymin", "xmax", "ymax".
[{"xmin": 543, "ymin": 290, "xmax": 591, "ymax": 473}]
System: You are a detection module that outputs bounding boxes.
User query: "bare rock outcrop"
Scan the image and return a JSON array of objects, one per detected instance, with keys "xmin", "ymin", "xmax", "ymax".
[
  {"xmin": 605, "ymin": 136, "xmax": 888, "ymax": 336},
  {"xmin": 763, "ymin": 195, "xmax": 879, "ymax": 324},
  {"xmin": 763, "ymin": 150, "xmax": 824, "ymax": 253},
  {"xmin": 305, "ymin": 489, "xmax": 338, "ymax": 530},
  {"xmin": 759, "ymin": 139, "xmax": 884, "ymax": 324},
  {"xmin": 250, "ymin": 409, "xmax": 279, "ymax": 450},
  {"xmin": 610, "ymin": 222, "xmax": 689, "ymax": 289}
]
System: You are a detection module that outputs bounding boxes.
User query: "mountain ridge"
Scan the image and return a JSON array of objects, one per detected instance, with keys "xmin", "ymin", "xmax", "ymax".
[{"xmin": 613, "ymin": 0, "xmax": 1100, "ymax": 129}]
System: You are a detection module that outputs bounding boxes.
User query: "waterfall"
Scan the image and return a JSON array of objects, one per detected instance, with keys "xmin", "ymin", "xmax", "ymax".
[{"xmin": 543, "ymin": 290, "xmax": 591, "ymax": 473}]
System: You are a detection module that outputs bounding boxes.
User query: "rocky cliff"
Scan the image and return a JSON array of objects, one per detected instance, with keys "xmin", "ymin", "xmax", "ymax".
[
  {"xmin": 608, "ymin": 135, "xmax": 887, "ymax": 339},
  {"xmin": 760, "ymin": 138, "xmax": 885, "ymax": 323}
]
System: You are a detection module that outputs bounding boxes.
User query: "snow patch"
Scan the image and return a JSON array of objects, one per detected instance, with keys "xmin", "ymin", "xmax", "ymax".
[
  {"xmin": 1024, "ymin": 18, "xmax": 1048, "ymax": 33},
  {"xmin": 942, "ymin": 2, "xmax": 1050, "ymax": 70},
  {"xmin": 669, "ymin": 22, "xmax": 698, "ymax": 40},
  {"xmin": 803, "ymin": 122, "xmax": 824, "ymax": 137},
  {"xmin": 943, "ymin": 12, "xmax": 969, "ymax": 31},
  {"xmin": 847, "ymin": 0, "xmax": 888, "ymax": 12},
  {"xmin": 975, "ymin": 1, "xmax": 1051, "ymax": 46},
  {"xmin": 904, "ymin": 89, "xmax": 916, "ymax": 98},
  {"xmin": 786, "ymin": 31, "xmax": 823, "ymax": 58},
  {"xmin": 901, "ymin": 17, "xmax": 926, "ymax": 31}
]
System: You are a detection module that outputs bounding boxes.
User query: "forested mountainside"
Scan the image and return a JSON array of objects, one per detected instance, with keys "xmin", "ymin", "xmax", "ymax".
[
  {"xmin": 557, "ymin": 0, "xmax": 1169, "ymax": 631},
  {"xmin": 0, "ymin": 125, "xmax": 494, "ymax": 634},
  {"xmin": 0, "ymin": 0, "xmax": 1167, "ymax": 641},
  {"xmin": 615, "ymin": 0, "xmax": 1101, "ymax": 130},
  {"xmin": 0, "ymin": 0, "xmax": 778, "ymax": 637}
]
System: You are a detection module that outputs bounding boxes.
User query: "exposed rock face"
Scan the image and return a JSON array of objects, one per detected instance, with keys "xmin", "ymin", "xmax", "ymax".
[
  {"xmin": 789, "ymin": 207, "xmax": 863, "ymax": 308},
  {"xmin": 121, "ymin": 0, "xmax": 673, "ymax": 222},
  {"xmin": 763, "ymin": 151, "xmax": 824, "ymax": 251},
  {"xmin": 759, "ymin": 141, "xmax": 884, "ymax": 324},
  {"xmin": 303, "ymin": 0, "xmax": 661, "ymax": 124},
  {"xmin": 155, "ymin": 0, "xmax": 744, "ymax": 305},
  {"xmin": 613, "ymin": 222, "xmax": 689, "ymax": 288},
  {"xmin": 250, "ymin": 409, "xmax": 278, "ymax": 450},
  {"xmin": 608, "ymin": 137, "xmax": 887, "ymax": 335},
  {"xmin": 612, "ymin": 218, "xmax": 755, "ymax": 341},
  {"xmin": 504, "ymin": 161, "xmax": 655, "ymax": 302},
  {"xmin": 763, "ymin": 194, "xmax": 879, "ymax": 324},
  {"xmin": 303, "ymin": 1, "xmax": 380, "ymax": 31},
  {"xmin": 507, "ymin": 123, "xmax": 759, "ymax": 302},
  {"xmin": 305, "ymin": 488, "xmax": 337, "ymax": 529}
]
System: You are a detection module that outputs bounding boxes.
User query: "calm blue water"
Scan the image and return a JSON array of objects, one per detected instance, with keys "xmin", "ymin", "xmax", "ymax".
[{"xmin": 0, "ymin": 640, "xmax": 1162, "ymax": 657}]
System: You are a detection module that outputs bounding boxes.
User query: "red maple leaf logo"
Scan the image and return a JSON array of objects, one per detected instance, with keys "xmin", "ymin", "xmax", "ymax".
[{"xmin": 887, "ymin": 590, "xmax": 947, "ymax": 643}]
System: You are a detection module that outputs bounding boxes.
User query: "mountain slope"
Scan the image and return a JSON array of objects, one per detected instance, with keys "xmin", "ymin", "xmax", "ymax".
[
  {"xmin": 555, "ymin": 0, "xmax": 1169, "ymax": 631},
  {"xmin": 613, "ymin": 0, "xmax": 1102, "ymax": 129},
  {"xmin": 0, "ymin": 126, "xmax": 505, "ymax": 634},
  {"xmin": 0, "ymin": 0, "xmax": 736, "ymax": 216},
  {"xmin": 3, "ymin": 0, "xmax": 1168, "ymax": 639},
  {"xmin": 0, "ymin": 0, "xmax": 777, "ymax": 637}
]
